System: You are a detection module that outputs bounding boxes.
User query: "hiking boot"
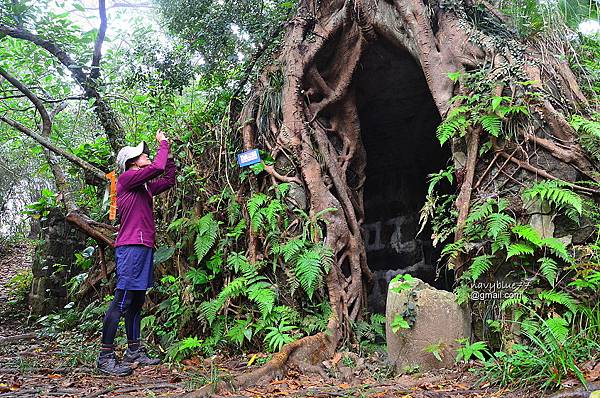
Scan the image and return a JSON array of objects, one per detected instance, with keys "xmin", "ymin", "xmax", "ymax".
[
  {"xmin": 97, "ymin": 352, "xmax": 133, "ymax": 376},
  {"xmin": 122, "ymin": 347, "xmax": 161, "ymax": 366}
]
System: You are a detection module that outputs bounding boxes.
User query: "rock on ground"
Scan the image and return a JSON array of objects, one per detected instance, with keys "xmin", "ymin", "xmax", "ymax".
[{"xmin": 386, "ymin": 276, "xmax": 471, "ymax": 372}]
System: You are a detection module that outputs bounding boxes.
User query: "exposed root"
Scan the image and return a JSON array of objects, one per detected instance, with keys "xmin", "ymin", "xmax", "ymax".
[
  {"xmin": 454, "ymin": 129, "xmax": 480, "ymax": 274},
  {"xmin": 182, "ymin": 331, "xmax": 338, "ymax": 398}
]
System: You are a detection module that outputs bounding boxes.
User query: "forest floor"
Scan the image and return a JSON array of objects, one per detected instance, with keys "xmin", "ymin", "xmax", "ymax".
[{"xmin": 0, "ymin": 242, "xmax": 537, "ymax": 398}]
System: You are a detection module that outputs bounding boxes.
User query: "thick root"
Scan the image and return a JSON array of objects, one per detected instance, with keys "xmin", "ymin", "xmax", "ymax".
[{"xmin": 182, "ymin": 331, "xmax": 337, "ymax": 398}]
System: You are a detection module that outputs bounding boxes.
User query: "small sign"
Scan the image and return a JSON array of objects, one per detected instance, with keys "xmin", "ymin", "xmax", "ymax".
[{"xmin": 237, "ymin": 149, "xmax": 261, "ymax": 167}]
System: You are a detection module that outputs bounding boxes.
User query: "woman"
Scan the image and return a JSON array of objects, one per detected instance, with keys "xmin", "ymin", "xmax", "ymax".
[{"xmin": 97, "ymin": 130, "xmax": 176, "ymax": 376}]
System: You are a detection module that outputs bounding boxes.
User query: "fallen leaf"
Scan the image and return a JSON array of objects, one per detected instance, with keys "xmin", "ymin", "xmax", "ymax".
[
  {"xmin": 338, "ymin": 383, "xmax": 350, "ymax": 389},
  {"xmin": 47, "ymin": 374, "xmax": 62, "ymax": 379}
]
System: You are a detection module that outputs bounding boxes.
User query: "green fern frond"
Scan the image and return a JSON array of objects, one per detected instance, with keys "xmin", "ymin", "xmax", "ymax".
[
  {"xmin": 500, "ymin": 292, "xmax": 529, "ymax": 310},
  {"xmin": 541, "ymin": 237, "xmax": 573, "ymax": 263},
  {"xmin": 227, "ymin": 251, "xmax": 250, "ymax": 273},
  {"xmin": 478, "ymin": 114, "xmax": 502, "ymax": 137},
  {"xmin": 264, "ymin": 199, "xmax": 284, "ymax": 227},
  {"xmin": 194, "ymin": 213, "xmax": 219, "ymax": 264},
  {"xmin": 469, "ymin": 255, "xmax": 494, "ymax": 281},
  {"xmin": 538, "ymin": 290, "xmax": 579, "ymax": 313},
  {"xmin": 281, "ymin": 238, "xmax": 306, "ymax": 263},
  {"xmin": 487, "ymin": 212, "xmax": 515, "ymax": 239},
  {"xmin": 247, "ymin": 193, "xmax": 268, "ymax": 218},
  {"xmin": 226, "ymin": 318, "xmax": 252, "ymax": 347},
  {"xmin": 542, "ymin": 316, "xmax": 569, "ymax": 345},
  {"xmin": 511, "ymin": 224, "xmax": 543, "ymax": 246},
  {"xmin": 538, "ymin": 257, "xmax": 558, "ymax": 287},
  {"xmin": 295, "ymin": 248, "xmax": 324, "ymax": 300},
  {"xmin": 441, "ymin": 239, "xmax": 466, "ymax": 269},
  {"xmin": 248, "ymin": 284, "xmax": 276, "ymax": 317},
  {"xmin": 437, "ymin": 114, "xmax": 469, "ymax": 145},
  {"xmin": 491, "ymin": 230, "xmax": 511, "ymax": 254},
  {"xmin": 466, "ymin": 200, "xmax": 496, "ymax": 224},
  {"xmin": 506, "ymin": 242, "xmax": 535, "ymax": 259},
  {"xmin": 571, "ymin": 115, "xmax": 600, "ymax": 136},
  {"xmin": 523, "ymin": 180, "xmax": 583, "ymax": 217}
]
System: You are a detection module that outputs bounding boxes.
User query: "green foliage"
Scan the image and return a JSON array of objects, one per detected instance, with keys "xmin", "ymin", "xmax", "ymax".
[
  {"xmin": 351, "ymin": 313, "xmax": 386, "ymax": 354},
  {"xmin": 193, "ymin": 213, "xmax": 220, "ymax": 264},
  {"xmin": 424, "ymin": 343, "xmax": 446, "ymax": 362},
  {"xmin": 469, "ymin": 255, "xmax": 494, "ymax": 281},
  {"xmin": 389, "ymin": 273, "xmax": 416, "ymax": 294},
  {"xmin": 166, "ymin": 336, "xmax": 203, "ymax": 362},
  {"xmin": 23, "ymin": 188, "xmax": 59, "ymax": 221},
  {"xmin": 436, "ymin": 77, "xmax": 529, "ymax": 146},
  {"xmin": 5, "ymin": 269, "xmax": 32, "ymax": 304},
  {"xmin": 522, "ymin": 180, "xmax": 583, "ymax": 222},
  {"xmin": 391, "ymin": 315, "xmax": 410, "ymax": 333},
  {"xmin": 264, "ymin": 321, "xmax": 297, "ymax": 352},
  {"xmin": 455, "ymin": 339, "xmax": 489, "ymax": 362},
  {"xmin": 571, "ymin": 113, "xmax": 600, "ymax": 162}
]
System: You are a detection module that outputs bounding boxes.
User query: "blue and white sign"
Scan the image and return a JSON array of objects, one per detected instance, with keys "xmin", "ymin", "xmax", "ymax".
[{"xmin": 237, "ymin": 149, "xmax": 261, "ymax": 167}]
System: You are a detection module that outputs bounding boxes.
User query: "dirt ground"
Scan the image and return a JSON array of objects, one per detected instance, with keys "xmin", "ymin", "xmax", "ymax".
[{"xmin": 0, "ymin": 243, "xmax": 536, "ymax": 398}]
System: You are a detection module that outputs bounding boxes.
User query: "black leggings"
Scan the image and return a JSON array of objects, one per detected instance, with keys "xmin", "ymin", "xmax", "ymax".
[{"xmin": 102, "ymin": 289, "xmax": 146, "ymax": 346}]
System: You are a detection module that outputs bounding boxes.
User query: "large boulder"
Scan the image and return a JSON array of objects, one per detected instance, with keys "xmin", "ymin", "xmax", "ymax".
[{"xmin": 386, "ymin": 277, "xmax": 471, "ymax": 372}]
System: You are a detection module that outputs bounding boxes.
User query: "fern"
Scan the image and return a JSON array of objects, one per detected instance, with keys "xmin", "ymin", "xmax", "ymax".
[
  {"xmin": 202, "ymin": 277, "xmax": 248, "ymax": 325},
  {"xmin": 487, "ymin": 212, "xmax": 515, "ymax": 239},
  {"xmin": 295, "ymin": 247, "xmax": 323, "ymax": 300},
  {"xmin": 466, "ymin": 199, "xmax": 496, "ymax": 224},
  {"xmin": 227, "ymin": 251, "xmax": 250, "ymax": 273},
  {"xmin": 541, "ymin": 237, "xmax": 573, "ymax": 264},
  {"xmin": 506, "ymin": 243, "xmax": 535, "ymax": 259},
  {"xmin": 226, "ymin": 318, "xmax": 253, "ymax": 347},
  {"xmin": 538, "ymin": 257, "xmax": 558, "ymax": 287},
  {"xmin": 501, "ymin": 292, "xmax": 529, "ymax": 310},
  {"xmin": 541, "ymin": 316, "xmax": 569, "ymax": 345},
  {"xmin": 441, "ymin": 239, "xmax": 466, "ymax": 269},
  {"xmin": 264, "ymin": 321, "xmax": 297, "ymax": 352},
  {"xmin": 572, "ymin": 114, "xmax": 600, "ymax": 162},
  {"xmin": 523, "ymin": 180, "xmax": 583, "ymax": 221},
  {"xmin": 538, "ymin": 290, "xmax": 579, "ymax": 313},
  {"xmin": 193, "ymin": 213, "xmax": 219, "ymax": 263},
  {"xmin": 469, "ymin": 255, "xmax": 494, "ymax": 281},
  {"xmin": 511, "ymin": 224, "xmax": 543, "ymax": 246},
  {"xmin": 247, "ymin": 193, "xmax": 268, "ymax": 218},
  {"xmin": 264, "ymin": 199, "xmax": 284, "ymax": 228},
  {"xmin": 437, "ymin": 114, "xmax": 469, "ymax": 145},
  {"xmin": 247, "ymin": 282, "xmax": 276, "ymax": 317},
  {"xmin": 280, "ymin": 237, "xmax": 306, "ymax": 263},
  {"xmin": 478, "ymin": 114, "xmax": 503, "ymax": 137},
  {"xmin": 570, "ymin": 114, "xmax": 600, "ymax": 136},
  {"xmin": 491, "ymin": 230, "xmax": 511, "ymax": 254}
]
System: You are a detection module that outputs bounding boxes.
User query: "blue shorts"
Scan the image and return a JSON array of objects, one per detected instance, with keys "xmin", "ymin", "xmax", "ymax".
[{"xmin": 115, "ymin": 245, "xmax": 154, "ymax": 290}]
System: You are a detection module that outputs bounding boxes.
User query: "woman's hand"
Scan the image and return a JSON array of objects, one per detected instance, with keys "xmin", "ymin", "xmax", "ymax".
[{"xmin": 156, "ymin": 130, "xmax": 167, "ymax": 142}]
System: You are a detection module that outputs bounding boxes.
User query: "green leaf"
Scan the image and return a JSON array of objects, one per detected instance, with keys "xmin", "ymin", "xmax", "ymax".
[
  {"xmin": 392, "ymin": 315, "xmax": 410, "ymax": 333},
  {"xmin": 153, "ymin": 246, "xmax": 175, "ymax": 265},
  {"xmin": 507, "ymin": 243, "xmax": 535, "ymax": 259}
]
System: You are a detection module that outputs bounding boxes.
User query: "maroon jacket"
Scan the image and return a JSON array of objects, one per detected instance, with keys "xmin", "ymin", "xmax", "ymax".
[{"xmin": 115, "ymin": 140, "xmax": 176, "ymax": 248}]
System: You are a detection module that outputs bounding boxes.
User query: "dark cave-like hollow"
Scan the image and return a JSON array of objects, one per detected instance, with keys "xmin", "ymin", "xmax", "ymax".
[{"xmin": 355, "ymin": 39, "xmax": 453, "ymax": 314}]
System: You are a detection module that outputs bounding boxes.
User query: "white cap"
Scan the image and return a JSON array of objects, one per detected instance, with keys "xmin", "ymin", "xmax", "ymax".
[{"xmin": 116, "ymin": 141, "xmax": 149, "ymax": 172}]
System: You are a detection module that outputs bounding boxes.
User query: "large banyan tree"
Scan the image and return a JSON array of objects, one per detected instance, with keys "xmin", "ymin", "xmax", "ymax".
[{"xmin": 198, "ymin": 0, "xmax": 598, "ymax": 392}]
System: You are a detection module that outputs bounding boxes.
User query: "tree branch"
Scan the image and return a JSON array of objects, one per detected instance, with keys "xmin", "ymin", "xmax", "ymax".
[
  {"xmin": 90, "ymin": 0, "xmax": 107, "ymax": 80},
  {"xmin": 0, "ymin": 115, "xmax": 106, "ymax": 183},
  {"xmin": 0, "ymin": 67, "xmax": 51, "ymax": 135},
  {"xmin": 0, "ymin": 23, "xmax": 125, "ymax": 153}
]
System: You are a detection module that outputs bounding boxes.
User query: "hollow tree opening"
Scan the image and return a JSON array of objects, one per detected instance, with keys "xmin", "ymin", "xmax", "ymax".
[{"xmin": 355, "ymin": 39, "xmax": 452, "ymax": 314}]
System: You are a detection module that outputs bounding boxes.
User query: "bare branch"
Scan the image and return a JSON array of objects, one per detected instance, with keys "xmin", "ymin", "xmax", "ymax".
[{"xmin": 90, "ymin": 0, "xmax": 107, "ymax": 80}]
